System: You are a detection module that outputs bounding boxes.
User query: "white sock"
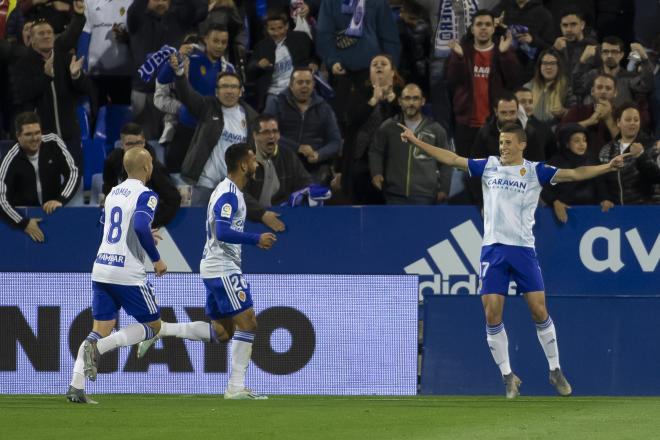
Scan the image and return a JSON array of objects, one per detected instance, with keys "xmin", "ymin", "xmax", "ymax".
[
  {"xmin": 97, "ymin": 324, "xmax": 153, "ymax": 355},
  {"xmin": 158, "ymin": 321, "xmax": 211, "ymax": 341},
  {"xmin": 536, "ymin": 316, "xmax": 560, "ymax": 370},
  {"xmin": 486, "ymin": 322, "xmax": 512, "ymax": 376},
  {"xmin": 70, "ymin": 343, "xmax": 86, "ymax": 389},
  {"xmin": 227, "ymin": 331, "xmax": 255, "ymax": 392}
]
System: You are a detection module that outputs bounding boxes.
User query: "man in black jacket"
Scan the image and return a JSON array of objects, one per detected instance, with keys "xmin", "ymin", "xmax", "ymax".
[
  {"xmin": 0, "ymin": 112, "xmax": 79, "ymax": 242},
  {"xmin": 102, "ymin": 123, "xmax": 181, "ymax": 228},
  {"xmin": 9, "ymin": 2, "xmax": 89, "ymax": 170},
  {"xmin": 170, "ymin": 54, "xmax": 258, "ymax": 206},
  {"xmin": 247, "ymin": 10, "xmax": 317, "ymax": 111},
  {"xmin": 244, "ymin": 115, "xmax": 312, "ymax": 231}
]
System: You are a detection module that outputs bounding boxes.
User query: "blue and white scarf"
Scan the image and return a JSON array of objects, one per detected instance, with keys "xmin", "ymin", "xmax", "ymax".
[
  {"xmin": 434, "ymin": 0, "xmax": 479, "ymax": 57},
  {"xmin": 138, "ymin": 45, "xmax": 178, "ymax": 83},
  {"xmin": 341, "ymin": 0, "xmax": 366, "ymax": 38}
]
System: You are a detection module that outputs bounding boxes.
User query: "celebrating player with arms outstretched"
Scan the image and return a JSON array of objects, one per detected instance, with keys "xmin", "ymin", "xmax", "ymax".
[{"xmin": 399, "ymin": 122, "xmax": 629, "ymax": 398}]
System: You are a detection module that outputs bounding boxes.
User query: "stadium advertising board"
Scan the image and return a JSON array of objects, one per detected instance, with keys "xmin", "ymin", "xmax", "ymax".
[
  {"xmin": 0, "ymin": 274, "xmax": 418, "ymax": 395},
  {"xmin": 0, "ymin": 206, "xmax": 658, "ymax": 296}
]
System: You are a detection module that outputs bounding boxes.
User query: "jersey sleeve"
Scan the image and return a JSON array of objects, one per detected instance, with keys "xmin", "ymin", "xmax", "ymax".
[
  {"xmin": 468, "ymin": 158, "xmax": 488, "ymax": 177},
  {"xmin": 134, "ymin": 191, "xmax": 161, "ymax": 262},
  {"xmin": 135, "ymin": 190, "xmax": 159, "ymax": 221},
  {"xmin": 213, "ymin": 192, "xmax": 260, "ymax": 245},
  {"xmin": 535, "ymin": 162, "xmax": 559, "ymax": 186},
  {"xmin": 213, "ymin": 192, "xmax": 239, "ymax": 224}
]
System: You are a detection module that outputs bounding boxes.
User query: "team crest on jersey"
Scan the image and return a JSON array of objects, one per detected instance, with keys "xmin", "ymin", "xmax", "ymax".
[
  {"xmin": 200, "ymin": 65, "xmax": 207, "ymax": 76},
  {"xmin": 520, "ymin": 168, "xmax": 526, "ymax": 177},
  {"xmin": 120, "ymin": 7, "xmax": 126, "ymax": 16},
  {"xmin": 147, "ymin": 196, "xmax": 158, "ymax": 210},
  {"xmin": 221, "ymin": 203, "xmax": 232, "ymax": 218},
  {"xmin": 237, "ymin": 291, "xmax": 246, "ymax": 302}
]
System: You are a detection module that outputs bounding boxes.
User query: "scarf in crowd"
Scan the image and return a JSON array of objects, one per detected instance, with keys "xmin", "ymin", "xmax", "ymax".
[
  {"xmin": 138, "ymin": 45, "xmax": 178, "ymax": 83},
  {"xmin": 341, "ymin": 0, "xmax": 366, "ymax": 38},
  {"xmin": 509, "ymin": 24, "xmax": 538, "ymax": 60},
  {"xmin": 434, "ymin": 0, "xmax": 478, "ymax": 57}
]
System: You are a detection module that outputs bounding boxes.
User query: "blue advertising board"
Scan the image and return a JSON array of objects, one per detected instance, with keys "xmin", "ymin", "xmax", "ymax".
[{"xmin": 0, "ymin": 206, "xmax": 658, "ymax": 296}]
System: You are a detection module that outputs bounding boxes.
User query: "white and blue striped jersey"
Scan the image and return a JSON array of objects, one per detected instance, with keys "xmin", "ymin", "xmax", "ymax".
[
  {"xmin": 200, "ymin": 178, "xmax": 247, "ymax": 278},
  {"xmin": 468, "ymin": 157, "xmax": 558, "ymax": 248},
  {"xmin": 92, "ymin": 179, "xmax": 158, "ymax": 285}
]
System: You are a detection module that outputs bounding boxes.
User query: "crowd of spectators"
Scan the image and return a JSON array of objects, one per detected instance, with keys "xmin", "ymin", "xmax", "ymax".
[{"xmin": 1, "ymin": 0, "xmax": 659, "ymax": 240}]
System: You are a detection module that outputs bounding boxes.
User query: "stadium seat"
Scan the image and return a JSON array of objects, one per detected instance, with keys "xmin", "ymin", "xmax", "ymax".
[
  {"xmin": 94, "ymin": 105, "xmax": 133, "ymax": 154},
  {"xmin": 76, "ymin": 105, "xmax": 91, "ymax": 141},
  {"xmin": 83, "ymin": 137, "xmax": 106, "ymax": 192}
]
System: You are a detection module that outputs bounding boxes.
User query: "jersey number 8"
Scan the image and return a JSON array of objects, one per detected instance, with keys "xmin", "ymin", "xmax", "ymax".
[{"xmin": 107, "ymin": 207, "xmax": 123, "ymax": 244}]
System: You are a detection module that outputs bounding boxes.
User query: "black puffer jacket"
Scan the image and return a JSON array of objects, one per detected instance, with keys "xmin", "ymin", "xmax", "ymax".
[{"xmin": 599, "ymin": 133, "xmax": 660, "ymax": 204}]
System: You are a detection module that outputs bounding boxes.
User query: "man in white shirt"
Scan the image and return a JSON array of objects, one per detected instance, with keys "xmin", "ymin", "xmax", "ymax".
[{"xmin": 399, "ymin": 122, "xmax": 630, "ymax": 399}]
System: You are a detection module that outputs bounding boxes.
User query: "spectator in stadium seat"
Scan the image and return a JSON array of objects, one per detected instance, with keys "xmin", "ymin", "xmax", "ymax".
[
  {"xmin": 102, "ymin": 123, "xmax": 181, "ymax": 228},
  {"xmin": 598, "ymin": 103, "xmax": 660, "ymax": 204},
  {"xmin": 9, "ymin": 2, "xmax": 89, "ymax": 170},
  {"xmin": 551, "ymin": 7, "xmax": 598, "ymax": 74},
  {"xmin": 394, "ymin": 0, "xmax": 431, "ymax": 102},
  {"xmin": 199, "ymin": 0, "xmax": 248, "ymax": 70},
  {"xmin": 561, "ymin": 73, "xmax": 619, "ymax": 156},
  {"xmin": 415, "ymin": 0, "xmax": 479, "ymax": 134},
  {"xmin": 244, "ymin": 1, "xmax": 320, "ymax": 53},
  {"xmin": 335, "ymin": 54, "xmax": 402, "ymax": 205},
  {"xmin": 515, "ymin": 87, "xmax": 557, "ymax": 160},
  {"xmin": 315, "ymin": 0, "xmax": 400, "ymax": 134},
  {"xmin": 264, "ymin": 67, "xmax": 341, "ymax": 184},
  {"xmin": 572, "ymin": 36, "xmax": 654, "ymax": 116},
  {"xmin": 491, "ymin": 0, "xmax": 556, "ymax": 83},
  {"xmin": 247, "ymin": 10, "xmax": 317, "ymax": 112},
  {"xmin": 445, "ymin": 9, "xmax": 519, "ymax": 157},
  {"xmin": 127, "ymin": 0, "xmax": 208, "ymax": 140},
  {"xmin": 244, "ymin": 114, "xmax": 312, "ymax": 232},
  {"xmin": 525, "ymin": 48, "xmax": 573, "ymax": 125},
  {"xmin": 471, "ymin": 94, "xmax": 546, "ymax": 161},
  {"xmin": 157, "ymin": 24, "xmax": 235, "ymax": 173},
  {"xmin": 541, "ymin": 123, "xmax": 613, "ymax": 223},
  {"xmin": 80, "ymin": 0, "xmax": 133, "ymax": 108},
  {"xmin": 0, "ymin": 112, "xmax": 79, "ymax": 242},
  {"xmin": 369, "ymin": 83, "xmax": 451, "ymax": 205},
  {"xmin": 169, "ymin": 55, "xmax": 258, "ymax": 207}
]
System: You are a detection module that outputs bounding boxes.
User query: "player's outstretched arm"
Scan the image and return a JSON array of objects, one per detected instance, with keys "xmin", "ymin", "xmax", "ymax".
[
  {"xmin": 397, "ymin": 123, "xmax": 468, "ymax": 171},
  {"xmin": 553, "ymin": 153, "xmax": 629, "ymax": 183}
]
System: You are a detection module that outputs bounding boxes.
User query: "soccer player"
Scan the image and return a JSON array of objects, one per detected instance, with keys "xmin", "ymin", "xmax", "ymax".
[
  {"xmin": 139, "ymin": 143, "xmax": 277, "ymax": 399},
  {"xmin": 66, "ymin": 148, "xmax": 210, "ymax": 404},
  {"xmin": 398, "ymin": 122, "xmax": 629, "ymax": 398}
]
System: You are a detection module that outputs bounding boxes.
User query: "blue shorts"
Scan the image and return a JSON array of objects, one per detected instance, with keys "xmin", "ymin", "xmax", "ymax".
[
  {"xmin": 92, "ymin": 281, "xmax": 160, "ymax": 323},
  {"xmin": 203, "ymin": 274, "xmax": 253, "ymax": 320},
  {"xmin": 478, "ymin": 244, "xmax": 545, "ymax": 295}
]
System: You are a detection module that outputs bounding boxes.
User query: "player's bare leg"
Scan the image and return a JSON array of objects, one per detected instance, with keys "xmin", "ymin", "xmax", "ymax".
[
  {"xmin": 224, "ymin": 308, "xmax": 267, "ymax": 400},
  {"xmin": 482, "ymin": 294, "xmax": 521, "ymax": 398},
  {"xmin": 525, "ymin": 292, "xmax": 572, "ymax": 396}
]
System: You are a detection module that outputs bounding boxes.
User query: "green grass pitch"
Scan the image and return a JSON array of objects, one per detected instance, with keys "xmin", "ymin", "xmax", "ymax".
[{"xmin": 2, "ymin": 395, "xmax": 660, "ymax": 440}]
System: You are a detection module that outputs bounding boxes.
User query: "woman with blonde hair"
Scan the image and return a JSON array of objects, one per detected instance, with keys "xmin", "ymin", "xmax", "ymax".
[{"xmin": 527, "ymin": 49, "xmax": 572, "ymax": 125}]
